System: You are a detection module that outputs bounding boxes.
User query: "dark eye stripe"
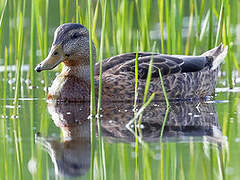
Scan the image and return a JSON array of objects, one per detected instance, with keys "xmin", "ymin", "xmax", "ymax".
[
  {"xmin": 71, "ymin": 32, "xmax": 79, "ymax": 39},
  {"xmin": 53, "ymin": 51, "xmax": 58, "ymax": 55}
]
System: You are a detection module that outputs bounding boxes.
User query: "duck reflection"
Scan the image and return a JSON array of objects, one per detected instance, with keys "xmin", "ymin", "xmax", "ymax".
[
  {"xmin": 101, "ymin": 102, "xmax": 224, "ymax": 143},
  {"xmin": 35, "ymin": 101, "xmax": 226, "ymax": 178},
  {"xmin": 35, "ymin": 102, "xmax": 91, "ymax": 177}
]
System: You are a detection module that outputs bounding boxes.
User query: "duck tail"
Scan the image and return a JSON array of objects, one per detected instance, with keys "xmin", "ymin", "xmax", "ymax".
[{"xmin": 201, "ymin": 43, "xmax": 228, "ymax": 70}]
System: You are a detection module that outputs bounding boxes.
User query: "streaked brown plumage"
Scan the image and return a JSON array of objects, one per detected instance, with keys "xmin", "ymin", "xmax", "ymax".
[{"xmin": 35, "ymin": 23, "xmax": 228, "ymax": 102}]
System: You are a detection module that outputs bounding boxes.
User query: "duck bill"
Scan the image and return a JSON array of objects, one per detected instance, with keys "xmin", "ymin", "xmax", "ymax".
[{"xmin": 35, "ymin": 55, "xmax": 64, "ymax": 72}]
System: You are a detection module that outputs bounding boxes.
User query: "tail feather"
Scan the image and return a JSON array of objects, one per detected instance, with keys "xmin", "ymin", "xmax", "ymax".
[{"xmin": 201, "ymin": 43, "xmax": 228, "ymax": 70}]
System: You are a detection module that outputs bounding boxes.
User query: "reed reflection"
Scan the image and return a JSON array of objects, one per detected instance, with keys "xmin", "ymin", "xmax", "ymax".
[{"xmin": 36, "ymin": 101, "xmax": 227, "ymax": 178}]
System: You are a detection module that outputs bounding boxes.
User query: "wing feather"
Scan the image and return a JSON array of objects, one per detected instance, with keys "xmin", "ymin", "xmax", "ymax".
[{"xmin": 95, "ymin": 53, "xmax": 211, "ymax": 79}]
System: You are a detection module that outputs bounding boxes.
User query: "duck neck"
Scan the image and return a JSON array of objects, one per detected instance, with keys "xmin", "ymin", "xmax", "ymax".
[
  {"xmin": 61, "ymin": 49, "xmax": 96, "ymax": 82},
  {"xmin": 61, "ymin": 63, "xmax": 93, "ymax": 82}
]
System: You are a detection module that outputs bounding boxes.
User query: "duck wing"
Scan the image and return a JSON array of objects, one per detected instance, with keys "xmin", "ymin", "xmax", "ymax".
[
  {"xmin": 95, "ymin": 53, "xmax": 157, "ymax": 75},
  {"xmin": 95, "ymin": 53, "xmax": 212, "ymax": 79}
]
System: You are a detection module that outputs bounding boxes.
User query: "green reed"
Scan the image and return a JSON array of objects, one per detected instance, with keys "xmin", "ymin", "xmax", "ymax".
[
  {"xmin": 133, "ymin": 44, "xmax": 140, "ymax": 180},
  {"xmin": 133, "ymin": 42, "xmax": 159, "ymax": 139},
  {"xmin": 44, "ymin": 0, "xmax": 49, "ymax": 61},
  {"xmin": 109, "ymin": 0, "xmax": 117, "ymax": 54},
  {"xmin": 3, "ymin": 47, "xmax": 8, "ymax": 111},
  {"xmin": 29, "ymin": 0, "xmax": 36, "ymax": 84},
  {"xmin": 34, "ymin": 0, "xmax": 49, "ymax": 89},
  {"xmin": 37, "ymin": 102, "xmax": 51, "ymax": 179},
  {"xmin": 7, "ymin": 1, "xmax": 13, "ymax": 100},
  {"xmin": 1, "ymin": 47, "xmax": 8, "ymax": 178},
  {"xmin": 140, "ymin": 42, "xmax": 156, "ymax": 104},
  {"xmin": 158, "ymin": 0, "xmax": 164, "ymax": 53},
  {"xmin": 165, "ymin": 0, "xmax": 171, "ymax": 53},
  {"xmin": 208, "ymin": 0, "xmax": 214, "ymax": 49},
  {"xmin": 0, "ymin": 0, "xmax": 7, "ymax": 100},
  {"xmin": 87, "ymin": 1, "xmax": 96, "ymax": 180},
  {"xmin": 214, "ymin": 0, "xmax": 224, "ymax": 47},
  {"xmin": 0, "ymin": 0, "xmax": 7, "ymax": 62},
  {"xmin": 34, "ymin": 1, "xmax": 51, "ymax": 178},
  {"xmin": 142, "ymin": 143, "xmax": 150, "ymax": 180},
  {"xmin": 13, "ymin": 0, "xmax": 25, "ymax": 106},
  {"xmin": 159, "ymin": 143, "xmax": 164, "ymax": 180},
  {"xmin": 185, "ymin": 0, "xmax": 194, "ymax": 55},
  {"xmin": 223, "ymin": 0, "xmax": 233, "ymax": 89},
  {"xmin": 29, "ymin": 95, "xmax": 35, "ymax": 179},
  {"xmin": 158, "ymin": 68, "xmax": 170, "ymax": 140},
  {"xmin": 92, "ymin": 1, "xmax": 100, "ymax": 53},
  {"xmin": 59, "ymin": 0, "xmax": 64, "ymax": 24},
  {"xmin": 10, "ymin": 1, "xmax": 26, "ymax": 178},
  {"xmin": 96, "ymin": 1, "xmax": 108, "ymax": 179},
  {"xmin": 159, "ymin": 106, "xmax": 170, "ymax": 139},
  {"xmin": 119, "ymin": 143, "xmax": 131, "ymax": 180},
  {"xmin": 75, "ymin": 0, "xmax": 79, "ymax": 23}
]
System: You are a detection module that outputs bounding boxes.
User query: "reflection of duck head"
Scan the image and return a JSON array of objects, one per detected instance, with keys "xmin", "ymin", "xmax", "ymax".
[
  {"xmin": 36, "ymin": 101, "xmax": 227, "ymax": 178},
  {"xmin": 36, "ymin": 102, "xmax": 91, "ymax": 177}
]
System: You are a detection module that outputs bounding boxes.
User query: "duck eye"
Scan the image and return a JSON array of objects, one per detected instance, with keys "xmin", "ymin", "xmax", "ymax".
[
  {"xmin": 71, "ymin": 32, "xmax": 79, "ymax": 39},
  {"xmin": 53, "ymin": 51, "xmax": 58, "ymax": 56}
]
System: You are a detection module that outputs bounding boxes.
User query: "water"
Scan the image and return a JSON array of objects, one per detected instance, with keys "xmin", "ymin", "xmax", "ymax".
[{"xmin": 0, "ymin": 90, "xmax": 239, "ymax": 179}]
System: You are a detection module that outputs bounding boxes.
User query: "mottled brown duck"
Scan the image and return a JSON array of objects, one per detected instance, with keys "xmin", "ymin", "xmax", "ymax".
[{"xmin": 35, "ymin": 23, "xmax": 228, "ymax": 102}]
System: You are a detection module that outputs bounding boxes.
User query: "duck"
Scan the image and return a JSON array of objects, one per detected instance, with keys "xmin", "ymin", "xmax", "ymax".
[{"xmin": 35, "ymin": 23, "xmax": 228, "ymax": 102}]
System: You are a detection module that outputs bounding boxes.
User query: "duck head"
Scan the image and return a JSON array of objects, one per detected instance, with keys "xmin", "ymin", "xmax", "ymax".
[{"xmin": 35, "ymin": 23, "xmax": 96, "ymax": 72}]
